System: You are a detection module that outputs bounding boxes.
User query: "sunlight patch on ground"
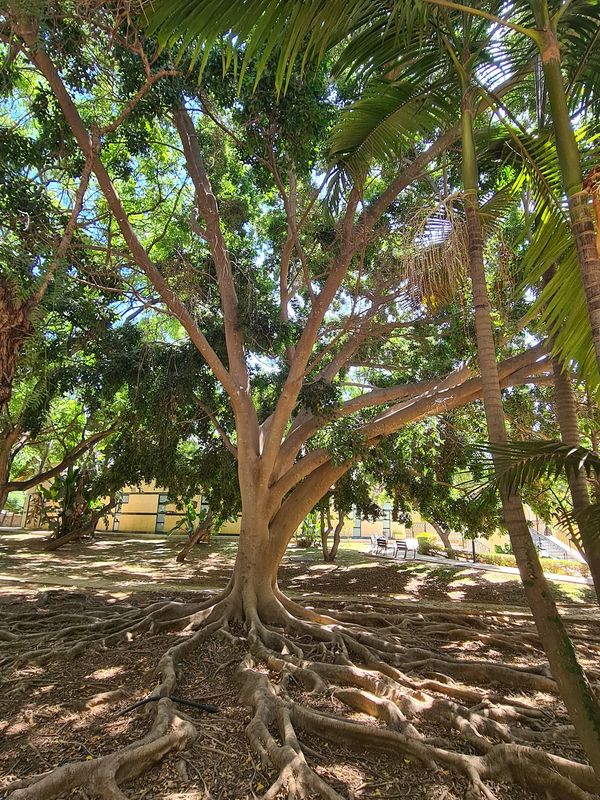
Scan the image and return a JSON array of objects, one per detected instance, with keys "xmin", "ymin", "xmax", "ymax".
[
  {"xmin": 402, "ymin": 576, "xmax": 423, "ymax": 595},
  {"xmin": 449, "ymin": 576, "xmax": 477, "ymax": 587},
  {"xmin": 86, "ymin": 666, "xmax": 124, "ymax": 680},
  {"xmin": 2, "ymin": 720, "xmax": 33, "ymax": 736}
]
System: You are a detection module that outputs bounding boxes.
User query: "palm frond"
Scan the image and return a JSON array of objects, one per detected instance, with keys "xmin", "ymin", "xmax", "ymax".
[
  {"xmin": 148, "ymin": 0, "xmax": 381, "ymax": 90},
  {"xmin": 481, "ymin": 440, "xmax": 600, "ymax": 497},
  {"xmin": 559, "ymin": 1, "xmax": 600, "ymax": 112},
  {"xmin": 329, "ymin": 77, "xmax": 452, "ymax": 177},
  {"xmin": 517, "ymin": 193, "xmax": 600, "ymax": 393}
]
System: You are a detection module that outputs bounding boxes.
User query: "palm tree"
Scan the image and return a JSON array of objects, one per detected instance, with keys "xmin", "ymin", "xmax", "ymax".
[
  {"xmin": 421, "ymin": 0, "xmax": 600, "ymax": 370},
  {"xmin": 452, "ymin": 16, "xmax": 600, "ymax": 774},
  {"xmin": 551, "ymin": 357, "xmax": 600, "ymax": 594},
  {"xmin": 149, "ymin": 0, "xmax": 600, "ymax": 372}
]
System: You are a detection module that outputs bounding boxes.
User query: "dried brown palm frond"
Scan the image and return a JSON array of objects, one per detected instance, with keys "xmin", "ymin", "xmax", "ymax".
[{"xmin": 382, "ymin": 196, "xmax": 470, "ymax": 311}]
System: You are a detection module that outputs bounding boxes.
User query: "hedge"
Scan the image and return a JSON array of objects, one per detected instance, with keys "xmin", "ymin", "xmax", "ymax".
[{"xmin": 416, "ymin": 535, "xmax": 590, "ymax": 577}]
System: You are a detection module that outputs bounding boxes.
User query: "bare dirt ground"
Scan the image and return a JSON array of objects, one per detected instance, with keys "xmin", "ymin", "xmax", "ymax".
[{"xmin": 1, "ymin": 531, "xmax": 599, "ymax": 800}]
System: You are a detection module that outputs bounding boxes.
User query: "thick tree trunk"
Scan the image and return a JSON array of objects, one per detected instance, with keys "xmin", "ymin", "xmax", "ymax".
[
  {"xmin": 429, "ymin": 520, "xmax": 456, "ymax": 558},
  {"xmin": 462, "ymin": 88, "xmax": 600, "ymax": 775},
  {"xmin": 552, "ymin": 358, "xmax": 600, "ymax": 598},
  {"xmin": 0, "ymin": 278, "xmax": 32, "ymax": 411},
  {"xmin": 227, "ymin": 496, "xmax": 284, "ymax": 623}
]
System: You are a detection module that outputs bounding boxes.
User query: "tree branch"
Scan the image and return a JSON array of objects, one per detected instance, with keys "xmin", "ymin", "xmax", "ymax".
[
  {"xmin": 172, "ymin": 104, "xmax": 250, "ymax": 392},
  {"xmin": 3, "ymin": 427, "xmax": 114, "ymax": 494},
  {"xmin": 260, "ymin": 188, "xmax": 361, "ymax": 475},
  {"xmin": 17, "ymin": 29, "xmax": 240, "ymax": 404},
  {"xmin": 25, "ymin": 157, "xmax": 93, "ymax": 314},
  {"xmin": 270, "ymin": 348, "xmax": 550, "ymax": 511},
  {"xmin": 194, "ymin": 399, "xmax": 237, "ymax": 458}
]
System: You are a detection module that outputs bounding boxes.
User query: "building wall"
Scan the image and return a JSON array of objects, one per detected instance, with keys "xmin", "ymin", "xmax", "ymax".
[
  {"xmin": 95, "ymin": 484, "xmax": 243, "ymax": 535},
  {"xmin": 20, "ymin": 482, "xmax": 579, "ymax": 557}
]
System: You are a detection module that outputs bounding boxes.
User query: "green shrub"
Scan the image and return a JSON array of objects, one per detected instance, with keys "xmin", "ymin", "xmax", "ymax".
[
  {"xmin": 477, "ymin": 553, "xmax": 517, "ymax": 568},
  {"xmin": 416, "ymin": 533, "xmax": 440, "ymax": 555},
  {"xmin": 477, "ymin": 552, "xmax": 590, "ymax": 577},
  {"xmin": 539, "ymin": 558, "xmax": 590, "ymax": 577}
]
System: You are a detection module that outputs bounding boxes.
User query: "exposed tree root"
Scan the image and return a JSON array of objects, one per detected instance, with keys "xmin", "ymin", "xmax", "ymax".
[{"xmin": 2, "ymin": 589, "xmax": 600, "ymax": 800}]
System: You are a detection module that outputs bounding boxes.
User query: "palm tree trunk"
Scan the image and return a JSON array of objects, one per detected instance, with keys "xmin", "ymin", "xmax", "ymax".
[
  {"xmin": 530, "ymin": 3, "xmax": 600, "ymax": 371},
  {"xmin": 552, "ymin": 358, "xmax": 600, "ymax": 598},
  {"xmin": 462, "ymin": 87, "xmax": 600, "ymax": 775}
]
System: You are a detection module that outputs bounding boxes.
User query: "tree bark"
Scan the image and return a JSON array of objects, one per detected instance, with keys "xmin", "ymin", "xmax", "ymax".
[
  {"xmin": 462, "ymin": 84, "xmax": 600, "ymax": 776},
  {"xmin": 176, "ymin": 511, "xmax": 213, "ymax": 562},
  {"xmin": 227, "ymin": 489, "xmax": 285, "ymax": 623},
  {"xmin": 429, "ymin": 520, "xmax": 456, "ymax": 558},
  {"xmin": 552, "ymin": 358, "xmax": 600, "ymax": 598},
  {"xmin": 0, "ymin": 277, "xmax": 32, "ymax": 412}
]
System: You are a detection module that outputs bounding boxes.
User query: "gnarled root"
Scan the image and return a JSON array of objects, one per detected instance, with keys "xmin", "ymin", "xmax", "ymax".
[
  {"xmin": 3, "ymin": 589, "xmax": 600, "ymax": 800},
  {"xmin": 6, "ymin": 699, "xmax": 195, "ymax": 800}
]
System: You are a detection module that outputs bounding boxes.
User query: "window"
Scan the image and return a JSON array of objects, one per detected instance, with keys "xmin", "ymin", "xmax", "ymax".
[
  {"xmin": 383, "ymin": 507, "xmax": 391, "ymax": 537},
  {"xmin": 156, "ymin": 494, "xmax": 168, "ymax": 533}
]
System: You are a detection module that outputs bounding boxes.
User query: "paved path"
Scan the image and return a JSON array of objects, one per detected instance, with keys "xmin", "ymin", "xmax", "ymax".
[{"xmin": 368, "ymin": 550, "xmax": 593, "ymax": 585}]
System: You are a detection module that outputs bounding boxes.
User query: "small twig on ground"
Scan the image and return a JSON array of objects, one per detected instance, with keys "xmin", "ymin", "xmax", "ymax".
[{"xmin": 116, "ymin": 694, "xmax": 219, "ymax": 717}]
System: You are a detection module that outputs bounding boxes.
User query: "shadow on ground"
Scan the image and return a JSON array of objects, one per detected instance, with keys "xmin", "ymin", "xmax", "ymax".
[{"xmin": 0, "ymin": 530, "xmax": 596, "ymax": 608}]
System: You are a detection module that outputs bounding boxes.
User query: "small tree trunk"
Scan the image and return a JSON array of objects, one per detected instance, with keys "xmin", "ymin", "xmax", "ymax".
[
  {"xmin": 325, "ymin": 512, "xmax": 344, "ymax": 563},
  {"xmin": 45, "ymin": 497, "xmax": 116, "ymax": 551},
  {"xmin": 462, "ymin": 83, "xmax": 600, "ymax": 775},
  {"xmin": 552, "ymin": 358, "xmax": 600, "ymax": 598},
  {"xmin": 429, "ymin": 520, "xmax": 456, "ymax": 558},
  {"xmin": 535, "ymin": 23, "xmax": 600, "ymax": 373},
  {"xmin": 176, "ymin": 511, "xmax": 213, "ymax": 563},
  {"xmin": 45, "ymin": 519, "xmax": 96, "ymax": 551},
  {"xmin": 320, "ymin": 506, "xmax": 331, "ymax": 561}
]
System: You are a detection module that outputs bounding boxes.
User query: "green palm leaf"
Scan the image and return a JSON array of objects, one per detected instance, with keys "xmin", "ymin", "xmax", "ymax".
[
  {"xmin": 482, "ymin": 440, "xmax": 600, "ymax": 497},
  {"xmin": 147, "ymin": 0, "xmax": 390, "ymax": 91},
  {"xmin": 329, "ymin": 77, "xmax": 452, "ymax": 177},
  {"xmin": 478, "ymin": 440, "xmax": 600, "ymax": 541}
]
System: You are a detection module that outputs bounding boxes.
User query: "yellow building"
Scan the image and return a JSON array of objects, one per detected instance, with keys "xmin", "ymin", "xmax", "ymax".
[
  {"xmin": 19, "ymin": 483, "xmax": 580, "ymax": 560},
  {"xmin": 21, "ymin": 484, "xmax": 403, "ymax": 538},
  {"xmin": 95, "ymin": 486, "xmax": 403, "ymax": 538}
]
